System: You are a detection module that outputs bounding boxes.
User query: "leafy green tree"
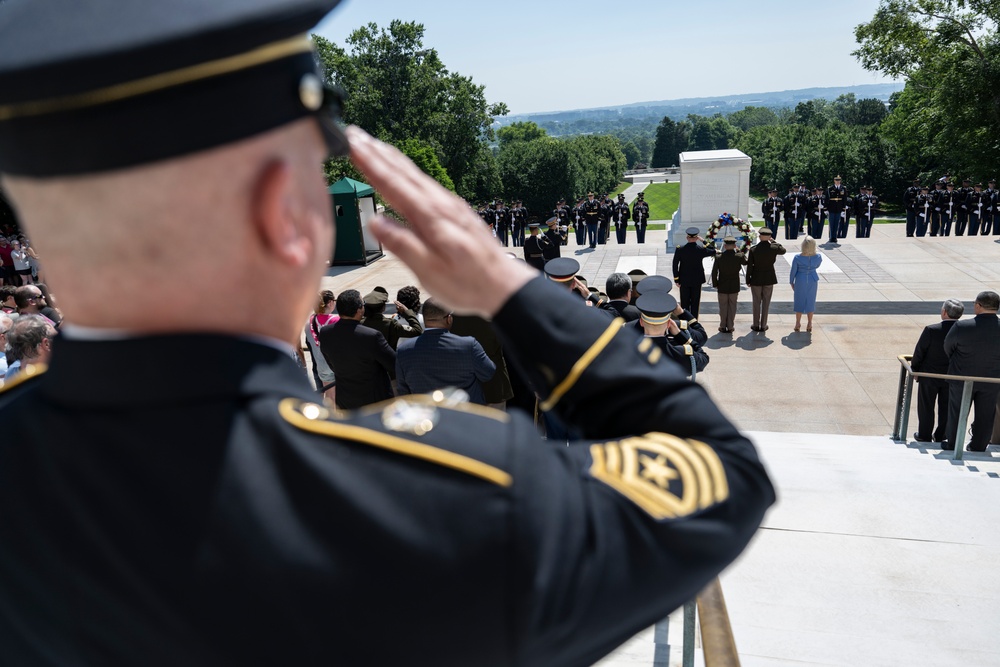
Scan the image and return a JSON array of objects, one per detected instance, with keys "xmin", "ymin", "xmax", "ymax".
[
  {"xmin": 728, "ymin": 106, "xmax": 780, "ymax": 131},
  {"xmin": 497, "ymin": 121, "xmax": 547, "ymax": 146},
  {"xmin": 651, "ymin": 116, "xmax": 689, "ymax": 167},
  {"xmin": 497, "ymin": 139, "xmax": 573, "ymax": 213},
  {"xmin": 854, "ymin": 0, "xmax": 1000, "ymax": 179},
  {"xmin": 397, "ymin": 139, "xmax": 455, "ymax": 191},
  {"xmin": 313, "ymin": 22, "xmax": 508, "ymax": 198},
  {"xmin": 566, "ymin": 135, "xmax": 628, "ymax": 196},
  {"xmin": 621, "ymin": 140, "xmax": 641, "ymax": 169}
]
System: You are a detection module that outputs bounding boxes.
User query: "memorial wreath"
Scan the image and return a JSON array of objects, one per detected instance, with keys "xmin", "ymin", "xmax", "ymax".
[{"xmin": 704, "ymin": 212, "xmax": 757, "ymax": 253}]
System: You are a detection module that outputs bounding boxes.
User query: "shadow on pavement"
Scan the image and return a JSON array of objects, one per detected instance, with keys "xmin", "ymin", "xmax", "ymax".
[{"xmin": 781, "ymin": 333, "xmax": 812, "ymax": 350}]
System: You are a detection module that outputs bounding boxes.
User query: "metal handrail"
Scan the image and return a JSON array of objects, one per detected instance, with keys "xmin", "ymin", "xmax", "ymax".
[
  {"xmin": 697, "ymin": 578, "xmax": 741, "ymax": 667},
  {"xmin": 893, "ymin": 354, "xmax": 1000, "ymax": 460}
]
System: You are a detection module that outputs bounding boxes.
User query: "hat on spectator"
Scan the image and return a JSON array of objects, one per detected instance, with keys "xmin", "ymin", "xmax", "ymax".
[
  {"xmin": 0, "ymin": 0, "xmax": 348, "ymax": 176},
  {"xmin": 543, "ymin": 257, "xmax": 580, "ymax": 283},
  {"xmin": 636, "ymin": 292, "xmax": 678, "ymax": 325}
]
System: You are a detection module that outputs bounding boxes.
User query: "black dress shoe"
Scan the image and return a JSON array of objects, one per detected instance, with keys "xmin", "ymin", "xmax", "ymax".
[
  {"xmin": 913, "ymin": 433, "xmax": 932, "ymax": 443},
  {"xmin": 941, "ymin": 441, "xmax": 954, "ymax": 450},
  {"xmin": 967, "ymin": 445, "xmax": 987, "ymax": 453}
]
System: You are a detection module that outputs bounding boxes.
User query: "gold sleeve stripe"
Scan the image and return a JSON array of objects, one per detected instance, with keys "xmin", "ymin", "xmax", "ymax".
[
  {"xmin": 637, "ymin": 338, "xmax": 653, "ymax": 354},
  {"xmin": 648, "ymin": 347, "xmax": 662, "ymax": 365},
  {"xmin": 279, "ymin": 399, "xmax": 512, "ymax": 487},
  {"xmin": 539, "ymin": 318, "xmax": 623, "ymax": 412},
  {"xmin": 688, "ymin": 318, "xmax": 699, "ymax": 326},
  {"xmin": 0, "ymin": 362, "xmax": 47, "ymax": 393},
  {"xmin": 688, "ymin": 439, "xmax": 730, "ymax": 502},
  {"xmin": 0, "ymin": 35, "xmax": 313, "ymax": 121}
]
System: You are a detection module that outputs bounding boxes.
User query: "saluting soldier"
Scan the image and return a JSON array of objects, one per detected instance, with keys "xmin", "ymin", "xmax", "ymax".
[
  {"xmin": 522, "ymin": 221, "xmax": 550, "ymax": 271},
  {"xmin": 0, "ymin": 3, "xmax": 775, "ymax": 665},
  {"xmin": 966, "ymin": 183, "xmax": 988, "ymax": 236},
  {"xmin": 915, "ymin": 185, "xmax": 934, "ymax": 237},
  {"xmin": 632, "ymin": 191, "xmax": 650, "ymax": 243},
  {"xmin": 807, "ymin": 187, "xmax": 827, "ymax": 240},
  {"xmin": 854, "ymin": 185, "xmax": 879, "ymax": 238},
  {"xmin": 761, "ymin": 188, "xmax": 783, "ymax": 237},
  {"xmin": 826, "ymin": 176, "xmax": 849, "ymax": 242},
  {"xmin": 543, "ymin": 216, "xmax": 563, "ymax": 259},
  {"xmin": 613, "ymin": 193, "xmax": 631, "ymax": 244},
  {"xmin": 903, "ymin": 177, "xmax": 922, "ymax": 237},
  {"xmin": 672, "ymin": 227, "xmax": 717, "ymax": 318},
  {"xmin": 636, "ymin": 292, "xmax": 710, "ymax": 378}
]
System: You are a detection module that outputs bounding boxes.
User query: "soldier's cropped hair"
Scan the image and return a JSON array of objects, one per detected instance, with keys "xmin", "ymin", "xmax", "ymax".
[
  {"xmin": 336, "ymin": 290, "xmax": 364, "ymax": 318},
  {"xmin": 942, "ymin": 299, "xmax": 965, "ymax": 320},
  {"xmin": 605, "ymin": 272, "xmax": 632, "ymax": 300},
  {"xmin": 975, "ymin": 290, "xmax": 1000, "ymax": 311}
]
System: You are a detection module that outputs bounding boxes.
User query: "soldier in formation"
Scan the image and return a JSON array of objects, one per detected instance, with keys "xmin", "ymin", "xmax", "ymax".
[
  {"xmin": 612, "ymin": 193, "xmax": 631, "ymax": 244},
  {"xmin": 632, "ymin": 191, "xmax": 650, "ymax": 243},
  {"xmin": 761, "ymin": 188, "xmax": 783, "ymax": 237}
]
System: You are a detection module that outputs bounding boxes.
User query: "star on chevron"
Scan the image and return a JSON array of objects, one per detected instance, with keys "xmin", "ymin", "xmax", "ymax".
[{"xmin": 639, "ymin": 453, "xmax": 678, "ymax": 489}]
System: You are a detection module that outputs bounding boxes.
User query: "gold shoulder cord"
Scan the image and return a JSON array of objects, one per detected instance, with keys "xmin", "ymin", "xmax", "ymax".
[{"xmin": 0, "ymin": 363, "xmax": 47, "ymax": 393}]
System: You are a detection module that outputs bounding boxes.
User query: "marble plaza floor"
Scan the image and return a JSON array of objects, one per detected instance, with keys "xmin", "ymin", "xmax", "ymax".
[{"xmin": 320, "ymin": 223, "xmax": 1000, "ymax": 666}]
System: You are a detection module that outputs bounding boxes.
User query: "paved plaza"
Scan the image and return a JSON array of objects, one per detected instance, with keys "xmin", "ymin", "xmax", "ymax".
[{"xmin": 320, "ymin": 222, "xmax": 1000, "ymax": 666}]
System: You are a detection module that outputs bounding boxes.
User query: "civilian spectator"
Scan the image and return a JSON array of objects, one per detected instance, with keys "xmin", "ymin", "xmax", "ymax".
[
  {"xmin": 911, "ymin": 299, "xmax": 964, "ymax": 443},
  {"xmin": 319, "ymin": 289, "xmax": 395, "ymax": 410},
  {"xmin": 710, "ymin": 236, "xmax": 746, "ymax": 333},
  {"xmin": 746, "ymin": 227, "xmax": 786, "ymax": 333},
  {"xmin": 21, "ymin": 237, "xmax": 41, "ymax": 283},
  {"xmin": 789, "ymin": 235, "xmax": 822, "ymax": 333},
  {"xmin": 450, "ymin": 313, "xmax": 513, "ymax": 410},
  {"xmin": 0, "ymin": 236, "xmax": 13, "ymax": 285},
  {"xmin": 602, "ymin": 272, "xmax": 641, "ymax": 322},
  {"xmin": 396, "ymin": 298, "xmax": 496, "ymax": 405},
  {"xmin": 34, "ymin": 283, "xmax": 61, "ymax": 324},
  {"xmin": 305, "ymin": 290, "xmax": 337, "ymax": 403},
  {"xmin": 9, "ymin": 239, "xmax": 31, "ymax": 285},
  {"xmin": 4, "ymin": 315, "xmax": 56, "ymax": 383},
  {"xmin": 360, "ymin": 288, "xmax": 421, "ymax": 350},
  {"xmin": 0, "ymin": 313, "xmax": 11, "ymax": 378},
  {"xmin": 943, "ymin": 290, "xmax": 1000, "ymax": 452},
  {"xmin": 1, "ymin": 285, "xmax": 17, "ymax": 316},
  {"xmin": 395, "ymin": 285, "xmax": 423, "ymax": 327},
  {"xmin": 14, "ymin": 285, "xmax": 59, "ymax": 327}
]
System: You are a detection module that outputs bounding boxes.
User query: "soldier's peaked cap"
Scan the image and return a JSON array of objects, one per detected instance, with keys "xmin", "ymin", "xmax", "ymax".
[
  {"xmin": 0, "ymin": 0, "xmax": 348, "ymax": 176},
  {"xmin": 543, "ymin": 257, "xmax": 580, "ymax": 282},
  {"xmin": 636, "ymin": 292, "xmax": 678, "ymax": 324},
  {"xmin": 634, "ymin": 274, "xmax": 672, "ymax": 296},
  {"xmin": 685, "ymin": 227, "xmax": 700, "ymax": 236}
]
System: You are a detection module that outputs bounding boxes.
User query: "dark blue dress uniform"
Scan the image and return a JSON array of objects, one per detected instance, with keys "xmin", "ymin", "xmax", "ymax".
[
  {"xmin": 903, "ymin": 180, "xmax": 922, "ymax": 237},
  {"xmin": 632, "ymin": 195, "xmax": 650, "ymax": 243},
  {"xmin": 0, "ymin": 280, "xmax": 774, "ymax": 666}
]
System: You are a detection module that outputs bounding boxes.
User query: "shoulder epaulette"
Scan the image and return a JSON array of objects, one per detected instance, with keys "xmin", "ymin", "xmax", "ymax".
[{"xmin": 0, "ymin": 363, "xmax": 47, "ymax": 395}]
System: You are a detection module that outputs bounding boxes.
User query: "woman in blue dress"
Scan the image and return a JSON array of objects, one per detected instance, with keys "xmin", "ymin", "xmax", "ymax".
[{"xmin": 789, "ymin": 235, "xmax": 822, "ymax": 332}]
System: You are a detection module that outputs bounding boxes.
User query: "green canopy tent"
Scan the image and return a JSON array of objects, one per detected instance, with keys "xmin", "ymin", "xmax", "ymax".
[{"xmin": 328, "ymin": 177, "xmax": 384, "ymax": 266}]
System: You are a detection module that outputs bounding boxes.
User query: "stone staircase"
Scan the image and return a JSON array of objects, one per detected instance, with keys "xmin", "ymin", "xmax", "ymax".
[{"xmin": 597, "ymin": 431, "xmax": 1000, "ymax": 667}]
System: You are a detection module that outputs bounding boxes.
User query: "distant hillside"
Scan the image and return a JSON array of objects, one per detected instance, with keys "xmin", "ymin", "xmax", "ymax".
[{"xmin": 499, "ymin": 83, "xmax": 903, "ymax": 127}]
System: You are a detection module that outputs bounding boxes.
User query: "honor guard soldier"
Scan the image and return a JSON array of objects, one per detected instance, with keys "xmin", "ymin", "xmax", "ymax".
[
  {"xmin": 826, "ymin": 176, "xmax": 849, "ymax": 242},
  {"xmin": 672, "ymin": 227, "xmax": 717, "ymax": 318},
  {"xmin": 522, "ymin": 221, "xmax": 550, "ymax": 271},
  {"xmin": 553, "ymin": 198, "xmax": 572, "ymax": 245},
  {"xmin": 916, "ymin": 185, "xmax": 934, "ymax": 237},
  {"xmin": 986, "ymin": 180, "xmax": 998, "ymax": 235},
  {"xmin": 632, "ymin": 191, "xmax": 650, "ymax": 243},
  {"xmin": 598, "ymin": 194, "xmax": 612, "ymax": 245},
  {"xmin": 493, "ymin": 200, "xmax": 511, "ymax": 246},
  {"xmin": 903, "ymin": 178, "xmax": 922, "ymax": 237},
  {"xmin": 854, "ymin": 186, "xmax": 879, "ymax": 238},
  {"xmin": 955, "ymin": 179, "xmax": 973, "ymax": 236},
  {"xmin": 796, "ymin": 184, "xmax": 810, "ymax": 234},
  {"xmin": 807, "ymin": 187, "xmax": 827, "ymax": 240},
  {"xmin": 613, "ymin": 193, "xmax": 631, "ymax": 244},
  {"xmin": 581, "ymin": 191, "xmax": 602, "ymax": 248},
  {"xmin": 936, "ymin": 182, "xmax": 957, "ymax": 236},
  {"xmin": 783, "ymin": 185, "xmax": 804, "ymax": 240},
  {"xmin": 0, "ymin": 1, "xmax": 774, "ymax": 664},
  {"xmin": 761, "ymin": 188, "xmax": 783, "ymax": 237},
  {"xmin": 543, "ymin": 216, "xmax": 563, "ymax": 260},
  {"xmin": 966, "ymin": 183, "xmax": 987, "ymax": 236},
  {"xmin": 510, "ymin": 199, "xmax": 527, "ymax": 247},
  {"xmin": 571, "ymin": 197, "xmax": 587, "ymax": 245}
]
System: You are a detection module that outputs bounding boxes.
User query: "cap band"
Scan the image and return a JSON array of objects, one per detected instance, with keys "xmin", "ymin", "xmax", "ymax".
[
  {"xmin": 641, "ymin": 313, "xmax": 672, "ymax": 326},
  {"xmin": 0, "ymin": 34, "xmax": 312, "ymax": 121}
]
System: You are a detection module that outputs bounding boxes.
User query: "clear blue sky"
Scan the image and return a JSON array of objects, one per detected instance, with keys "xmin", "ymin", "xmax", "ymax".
[{"xmin": 315, "ymin": 0, "xmax": 896, "ymax": 115}]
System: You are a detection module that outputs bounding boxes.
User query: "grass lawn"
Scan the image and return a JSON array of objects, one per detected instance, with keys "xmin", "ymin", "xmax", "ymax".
[
  {"xmin": 608, "ymin": 181, "xmax": 631, "ymax": 198},
  {"xmin": 635, "ymin": 182, "xmax": 678, "ymax": 220}
]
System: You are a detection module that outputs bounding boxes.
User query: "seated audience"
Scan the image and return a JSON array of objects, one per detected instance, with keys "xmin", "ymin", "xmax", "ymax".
[{"xmin": 4, "ymin": 315, "xmax": 56, "ymax": 382}]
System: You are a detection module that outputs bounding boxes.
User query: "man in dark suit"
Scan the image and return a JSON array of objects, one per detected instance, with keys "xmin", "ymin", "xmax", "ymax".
[
  {"xmin": 911, "ymin": 299, "xmax": 964, "ymax": 442},
  {"xmin": 746, "ymin": 227, "xmax": 786, "ymax": 332},
  {"xmin": 672, "ymin": 226, "xmax": 716, "ymax": 318},
  {"xmin": 603, "ymin": 272, "xmax": 641, "ymax": 321},
  {"xmin": 449, "ymin": 313, "xmax": 513, "ymax": 409},
  {"xmin": 944, "ymin": 291, "xmax": 1000, "ymax": 451},
  {"xmin": 320, "ymin": 289, "xmax": 396, "ymax": 409},
  {"xmin": 396, "ymin": 298, "xmax": 496, "ymax": 405}
]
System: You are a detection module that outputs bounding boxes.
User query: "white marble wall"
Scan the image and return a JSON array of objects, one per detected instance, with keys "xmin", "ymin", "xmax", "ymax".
[{"xmin": 675, "ymin": 149, "xmax": 752, "ymax": 247}]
